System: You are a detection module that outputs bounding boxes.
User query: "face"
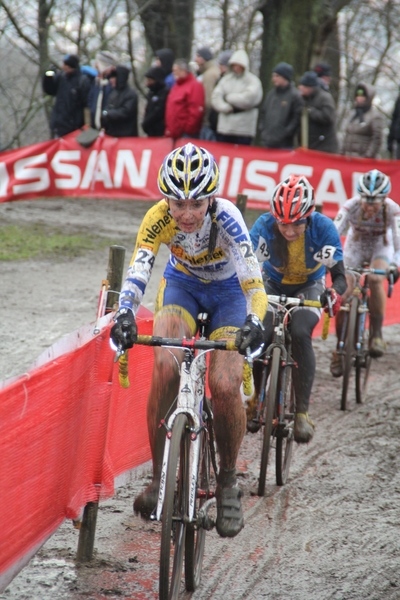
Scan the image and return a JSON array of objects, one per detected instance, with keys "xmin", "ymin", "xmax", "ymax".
[
  {"xmin": 231, "ymin": 63, "xmax": 244, "ymax": 75},
  {"xmin": 62, "ymin": 64, "xmax": 74, "ymax": 74},
  {"xmin": 145, "ymin": 77, "xmax": 156, "ymax": 87},
  {"xmin": 168, "ymin": 198, "xmax": 212, "ymax": 233},
  {"xmin": 361, "ymin": 199, "xmax": 382, "ymax": 218},
  {"xmin": 272, "ymin": 73, "xmax": 288, "ymax": 87},
  {"xmin": 277, "ymin": 221, "xmax": 307, "ymax": 241},
  {"xmin": 355, "ymin": 94, "xmax": 366, "ymax": 105},
  {"xmin": 172, "ymin": 63, "xmax": 187, "ymax": 80},
  {"xmin": 298, "ymin": 85, "xmax": 314, "ymax": 97},
  {"xmin": 109, "ymin": 75, "xmax": 117, "ymax": 88}
]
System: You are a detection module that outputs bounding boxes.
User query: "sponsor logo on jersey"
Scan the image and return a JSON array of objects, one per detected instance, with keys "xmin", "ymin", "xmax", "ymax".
[
  {"xmin": 142, "ymin": 213, "xmax": 172, "ymax": 243},
  {"xmin": 216, "ymin": 211, "xmax": 248, "ymax": 243}
]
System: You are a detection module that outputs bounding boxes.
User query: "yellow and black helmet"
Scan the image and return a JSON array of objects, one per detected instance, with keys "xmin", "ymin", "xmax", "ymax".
[{"xmin": 157, "ymin": 143, "xmax": 219, "ymax": 200}]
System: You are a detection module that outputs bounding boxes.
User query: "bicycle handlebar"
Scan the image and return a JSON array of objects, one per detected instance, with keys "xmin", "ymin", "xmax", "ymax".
[
  {"xmin": 133, "ymin": 335, "xmax": 238, "ymax": 351},
  {"xmin": 345, "ymin": 266, "xmax": 393, "ymax": 298},
  {"xmin": 267, "ymin": 294, "xmax": 322, "ymax": 309}
]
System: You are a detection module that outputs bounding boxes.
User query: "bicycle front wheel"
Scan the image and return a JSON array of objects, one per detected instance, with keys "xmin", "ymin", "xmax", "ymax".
[
  {"xmin": 275, "ymin": 367, "xmax": 295, "ymax": 486},
  {"xmin": 159, "ymin": 413, "xmax": 189, "ymax": 600},
  {"xmin": 184, "ymin": 428, "xmax": 210, "ymax": 591},
  {"xmin": 341, "ymin": 299, "xmax": 358, "ymax": 411},
  {"xmin": 258, "ymin": 347, "xmax": 281, "ymax": 497}
]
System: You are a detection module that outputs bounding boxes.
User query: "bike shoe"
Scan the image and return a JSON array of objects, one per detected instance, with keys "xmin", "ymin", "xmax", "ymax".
[
  {"xmin": 133, "ymin": 481, "xmax": 159, "ymax": 520},
  {"xmin": 215, "ymin": 484, "xmax": 244, "ymax": 538},
  {"xmin": 247, "ymin": 419, "xmax": 262, "ymax": 433},
  {"xmin": 369, "ymin": 337, "xmax": 386, "ymax": 358},
  {"xmin": 330, "ymin": 351, "xmax": 343, "ymax": 378},
  {"xmin": 294, "ymin": 412, "xmax": 315, "ymax": 444},
  {"xmin": 246, "ymin": 395, "xmax": 261, "ymax": 433}
]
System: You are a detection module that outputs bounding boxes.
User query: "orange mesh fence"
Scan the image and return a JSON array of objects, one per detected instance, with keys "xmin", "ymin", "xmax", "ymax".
[{"xmin": 0, "ymin": 311, "xmax": 153, "ymax": 579}]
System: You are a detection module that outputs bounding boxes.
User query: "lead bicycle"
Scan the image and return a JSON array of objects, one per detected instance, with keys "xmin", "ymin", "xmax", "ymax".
[
  {"xmin": 247, "ymin": 295, "xmax": 328, "ymax": 496},
  {"xmin": 337, "ymin": 266, "xmax": 393, "ymax": 411},
  {"xmin": 116, "ymin": 313, "xmax": 257, "ymax": 600}
]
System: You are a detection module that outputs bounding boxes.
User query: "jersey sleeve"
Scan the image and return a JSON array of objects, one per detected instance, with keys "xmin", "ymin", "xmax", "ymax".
[
  {"xmin": 119, "ymin": 201, "xmax": 175, "ymax": 315},
  {"xmin": 333, "ymin": 202, "xmax": 351, "ymax": 236},
  {"xmin": 387, "ymin": 199, "xmax": 400, "ymax": 265}
]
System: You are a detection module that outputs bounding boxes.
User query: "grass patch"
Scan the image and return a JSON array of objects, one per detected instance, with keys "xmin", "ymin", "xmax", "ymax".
[{"xmin": 0, "ymin": 223, "xmax": 115, "ymax": 261}]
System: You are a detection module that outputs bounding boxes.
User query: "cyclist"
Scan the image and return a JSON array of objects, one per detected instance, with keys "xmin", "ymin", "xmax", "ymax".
[
  {"xmin": 110, "ymin": 143, "xmax": 268, "ymax": 538},
  {"xmin": 249, "ymin": 174, "xmax": 346, "ymax": 442},
  {"xmin": 330, "ymin": 169, "xmax": 400, "ymax": 375}
]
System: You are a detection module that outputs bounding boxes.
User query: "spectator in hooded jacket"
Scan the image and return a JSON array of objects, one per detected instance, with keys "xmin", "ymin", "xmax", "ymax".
[
  {"xmin": 164, "ymin": 59, "xmax": 205, "ymax": 140},
  {"xmin": 88, "ymin": 51, "xmax": 118, "ymax": 130},
  {"xmin": 141, "ymin": 66, "xmax": 169, "ymax": 137},
  {"xmin": 298, "ymin": 70, "xmax": 338, "ymax": 153},
  {"xmin": 194, "ymin": 47, "xmax": 221, "ymax": 141},
  {"xmin": 313, "ymin": 62, "xmax": 332, "ymax": 93},
  {"xmin": 342, "ymin": 83, "xmax": 383, "ymax": 158},
  {"xmin": 101, "ymin": 66, "xmax": 138, "ymax": 137},
  {"xmin": 155, "ymin": 48, "xmax": 175, "ymax": 90},
  {"xmin": 388, "ymin": 92, "xmax": 400, "ymax": 159},
  {"xmin": 42, "ymin": 54, "xmax": 91, "ymax": 138},
  {"xmin": 211, "ymin": 49, "xmax": 263, "ymax": 145},
  {"xmin": 259, "ymin": 62, "xmax": 303, "ymax": 149}
]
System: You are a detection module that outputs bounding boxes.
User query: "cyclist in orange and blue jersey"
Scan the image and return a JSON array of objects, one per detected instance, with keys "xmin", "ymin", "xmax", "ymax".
[{"xmin": 250, "ymin": 174, "xmax": 346, "ymax": 442}]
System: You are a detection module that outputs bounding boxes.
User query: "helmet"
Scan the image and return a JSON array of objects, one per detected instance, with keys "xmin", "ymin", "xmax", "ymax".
[
  {"xmin": 271, "ymin": 174, "xmax": 315, "ymax": 224},
  {"xmin": 157, "ymin": 143, "xmax": 219, "ymax": 201},
  {"xmin": 357, "ymin": 170, "xmax": 391, "ymax": 202}
]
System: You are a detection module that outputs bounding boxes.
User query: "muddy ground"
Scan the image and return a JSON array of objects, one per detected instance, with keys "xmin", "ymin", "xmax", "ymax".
[{"xmin": 1, "ymin": 198, "xmax": 400, "ymax": 600}]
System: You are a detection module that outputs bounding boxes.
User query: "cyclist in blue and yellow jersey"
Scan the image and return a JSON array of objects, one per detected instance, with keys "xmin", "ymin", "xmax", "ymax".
[
  {"xmin": 110, "ymin": 143, "xmax": 268, "ymax": 538},
  {"xmin": 250, "ymin": 174, "xmax": 347, "ymax": 442},
  {"xmin": 331, "ymin": 169, "xmax": 400, "ymax": 374}
]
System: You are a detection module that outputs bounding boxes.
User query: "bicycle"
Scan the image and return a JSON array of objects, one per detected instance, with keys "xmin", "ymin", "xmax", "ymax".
[
  {"xmin": 337, "ymin": 266, "xmax": 393, "ymax": 411},
  {"xmin": 247, "ymin": 295, "xmax": 324, "ymax": 496},
  {"xmin": 116, "ymin": 313, "xmax": 256, "ymax": 600}
]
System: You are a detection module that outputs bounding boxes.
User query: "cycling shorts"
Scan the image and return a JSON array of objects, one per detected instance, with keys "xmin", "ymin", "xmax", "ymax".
[
  {"xmin": 154, "ymin": 263, "xmax": 247, "ymax": 340},
  {"xmin": 263, "ymin": 276, "xmax": 324, "ymax": 319}
]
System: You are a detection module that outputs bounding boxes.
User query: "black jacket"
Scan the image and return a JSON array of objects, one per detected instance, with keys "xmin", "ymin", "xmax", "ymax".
[
  {"xmin": 42, "ymin": 68, "xmax": 91, "ymax": 137},
  {"xmin": 388, "ymin": 94, "xmax": 400, "ymax": 150},
  {"xmin": 142, "ymin": 79, "xmax": 169, "ymax": 137},
  {"xmin": 101, "ymin": 66, "xmax": 138, "ymax": 137}
]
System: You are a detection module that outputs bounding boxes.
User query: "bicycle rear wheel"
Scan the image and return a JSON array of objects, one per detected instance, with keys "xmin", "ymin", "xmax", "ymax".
[
  {"xmin": 184, "ymin": 428, "xmax": 210, "ymax": 591},
  {"xmin": 159, "ymin": 413, "xmax": 189, "ymax": 600},
  {"xmin": 341, "ymin": 299, "xmax": 358, "ymax": 411},
  {"xmin": 258, "ymin": 347, "xmax": 280, "ymax": 496},
  {"xmin": 275, "ymin": 367, "xmax": 295, "ymax": 486}
]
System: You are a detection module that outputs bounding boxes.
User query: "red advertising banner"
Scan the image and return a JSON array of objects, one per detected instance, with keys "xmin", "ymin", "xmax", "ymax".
[{"xmin": 1, "ymin": 131, "xmax": 399, "ymax": 217}]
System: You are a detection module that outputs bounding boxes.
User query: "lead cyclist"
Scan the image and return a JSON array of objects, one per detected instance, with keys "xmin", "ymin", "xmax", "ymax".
[
  {"xmin": 331, "ymin": 169, "xmax": 400, "ymax": 376},
  {"xmin": 110, "ymin": 143, "xmax": 268, "ymax": 538}
]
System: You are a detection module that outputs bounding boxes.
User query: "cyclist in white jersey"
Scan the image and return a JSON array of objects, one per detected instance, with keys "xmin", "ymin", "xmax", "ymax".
[{"xmin": 331, "ymin": 169, "xmax": 400, "ymax": 375}]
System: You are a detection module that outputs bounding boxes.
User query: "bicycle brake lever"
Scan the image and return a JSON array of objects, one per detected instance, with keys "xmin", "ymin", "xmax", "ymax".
[
  {"xmin": 326, "ymin": 293, "xmax": 334, "ymax": 318},
  {"xmin": 114, "ymin": 345, "xmax": 125, "ymax": 362}
]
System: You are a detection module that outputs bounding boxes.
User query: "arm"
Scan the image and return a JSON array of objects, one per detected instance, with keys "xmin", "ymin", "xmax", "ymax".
[
  {"xmin": 225, "ymin": 75, "xmax": 263, "ymax": 111},
  {"xmin": 284, "ymin": 94, "xmax": 304, "ymax": 138},
  {"xmin": 185, "ymin": 83, "xmax": 205, "ymax": 134},
  {"xmin": 307, "ymin": 93, "xmax": 335, "ymax": 126},
  {"xmin": 106, "ymin": 91, "xmax": 137, "ymax": 123},
  {"xmin": 42, "ymin": 71, "xmax": 60, "ymax": 96},
  {"xmin": 388, "ymin": 200, "xmax": 400, "ymax": 266},
  {"xmin": 333, "ymin": 204, "xmax": 351, "ymax": 236},
  {"xmin": 365, "ymin": 111, "xmax": 383, "ymax": 158},
  {"xmin": 211, "ymin": 78, "xmax": 233, "ymax": 114}
]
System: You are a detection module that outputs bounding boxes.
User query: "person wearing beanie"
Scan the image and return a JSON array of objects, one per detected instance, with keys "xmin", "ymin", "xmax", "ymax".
[
  {"xmin": 313, "ymin": 62, "xmax": 332, "ymax": 92},
  {"xmin": 42, "ymin": 53, "xmax": 91, "ymax": 138},
  {"xmin": 259, "ymin": 62, "xmax": 303, "ymax": 149},
  {"xmin": 342, "ymin": 82, "xmax": 383, "ymax": 158},
  {"xmin": 154, "ymin": 48, "xmax": 176, "ymax": 89},
  {"xmin": 195, "ymin": 47, "xmax": 220, "ymax": 141},
  {"xmin": 100, "ymin": 65, "xmax": 138, "ymax": 137},
  {"xmin": 211, "ymin": 49, "xmax": 263, "ymax": 145},
  {"xmin": 218, "ymin": 50, "xmax": 233, "ymax": 76},
  {"xmin": 141, "ymin": 66, "xmax": 169, "ymax": 137},
  {"xmin": 298, "ymin": 70, "xmax": 338, "ymax": 153},
  {"xmin": 88, "ymin": 50, "xmax": 119, "ymax": 129}
]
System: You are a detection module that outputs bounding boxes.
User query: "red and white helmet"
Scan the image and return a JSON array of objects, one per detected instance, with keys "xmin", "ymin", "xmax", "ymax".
[{"xmin": 271, "ymin": 174, "xmax": 315, "ymax": 224}]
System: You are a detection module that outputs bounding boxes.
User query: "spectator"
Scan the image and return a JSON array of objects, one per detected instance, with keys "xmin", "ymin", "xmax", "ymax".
[
  {"xmin": 211, "ymin": 49, "xmax": 263, "ymax": 145},
  {"xmin": 100, "ymin": 66, "xmax": 138, "ymax": 137},
  {"xmin": 88, "ymin": 51, "xmax": 118, "ymax": 130},
  {"xmin": 42, "ymin": 54, "xmax": 91, "ymax": 138},
  {"xmin": 141, "ymin": 66, "xmax": 169, "ymax": 137},
  {"xmin": 313, "ymin": 62, "xmax": 332, "ymax": 92},
  {"xmin": 195, "ymin": 47, "xmax": 220, "ymax": 141},
  {"xmin": 164, "ymin": 59, "xmax": 205, "ymax": 140},
  {"xmin": 208, "ymin": 50, "xmax": 233, "ymax": 135},
  {"xmin": 259, "ymin": 62, "xmax": 303, "ymax": 149},
  {"xmin": 388, "ymin": 92, "xmax": 400, "ymax": 159},
  {"xmin": 342, "ymin": 83, "xmax": 383, "ymax": 158},
  {"xmin": 298, "ymin": 70, "xmax": 338, "ymax": 153},
  {"xmin": 155, "ymin": 48, "xmax": 175, "ymax": 90}
]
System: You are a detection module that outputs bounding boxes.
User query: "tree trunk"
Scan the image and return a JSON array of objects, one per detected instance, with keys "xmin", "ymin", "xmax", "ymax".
[{"xmin": 136, "ymin": 0, "xmax": 195, "ymax": 59}]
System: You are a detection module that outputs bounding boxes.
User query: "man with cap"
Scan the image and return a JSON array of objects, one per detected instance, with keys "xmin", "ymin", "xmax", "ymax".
[
  {"xmin": 141, "ymin": 66, "xmax": 169, "ymax": 137},
  {"xmin": 313, "ymin": 62, "xmax": 332, "ymax": 92},
  {"xmin": 42, "ymin": 54, "xmax": 91, "ymax": 138},
  {"xmin": 88, "ymin": 50, "xmax": 118, "ymax": 130},
  {"xmin": 259, "ymin": 62, "xmax": 303, "ymax": 149},
  {"xmin": 195, "ymin": 47, "xmax": 220, "ymax": 141},
  {"xmin": 298, "ymin": 70, "xmax": 338, "ymax": 153}
]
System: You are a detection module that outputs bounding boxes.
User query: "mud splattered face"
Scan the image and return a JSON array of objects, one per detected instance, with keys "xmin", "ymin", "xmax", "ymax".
[
  {"xmin": 277, "ymin": 221, "xmax": 307, "ymax": 241},
  {"xmin": 168, "ymin": 198, "xmax": 212, "ymax": 233}
]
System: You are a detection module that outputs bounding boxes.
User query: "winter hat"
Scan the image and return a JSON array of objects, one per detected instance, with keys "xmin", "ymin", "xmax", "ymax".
[
  {"xmin": 144, "ymin": 66, "xmax": 166, "ymax": 83},
  {"xmin": 314, "ymin": 62, "xmax": 331, "ymax": 77},
  {"xmin": 96, "ymin": 50, "xmax": 118, "ymax": 74},
  {"xmin": 273, "ymin": 62, "xmax": 293, "ymax": 82},
  {"xmin": 156, "ymin": 49, "xmax": 175, "ymax": 75},
  {"xmin": 218, "ymin": 50, "xmax": 233, "ymax": 66},
  {"xmin": 63, "ymin": 54, "xmax": 80, "ymax": 69},
  {"xmin": 299, "ymin": 71, "xmax": 319, "ymax": 87},
  {"xmin": 355, "ymin": 86, "xmax": 366, "ymax": 97},
  {"xmin": 196, "ymin": 47, "xmax": 213, "ymax": 62}
]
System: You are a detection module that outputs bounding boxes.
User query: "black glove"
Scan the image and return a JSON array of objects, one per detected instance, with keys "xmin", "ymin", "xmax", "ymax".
[
  {"xmin": 110, "ymin": 309, "xmax": 137, "ymax": 350},
  {"xmin": 235, "ymin": 315, "xmax": 265, "ymax": 355},
  {"xmin": 320, "ymin": 288, "xmax": 342, "ymax": 316},
  {"xmin": 388, "ymin": 263, "xmax": 399, "ymax": 284}
]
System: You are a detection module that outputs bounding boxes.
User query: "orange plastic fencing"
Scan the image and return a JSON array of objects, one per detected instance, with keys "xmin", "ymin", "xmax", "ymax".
[{"xmin": 0, "ymin": 311, "xmax": 153, "ymax": 580}]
